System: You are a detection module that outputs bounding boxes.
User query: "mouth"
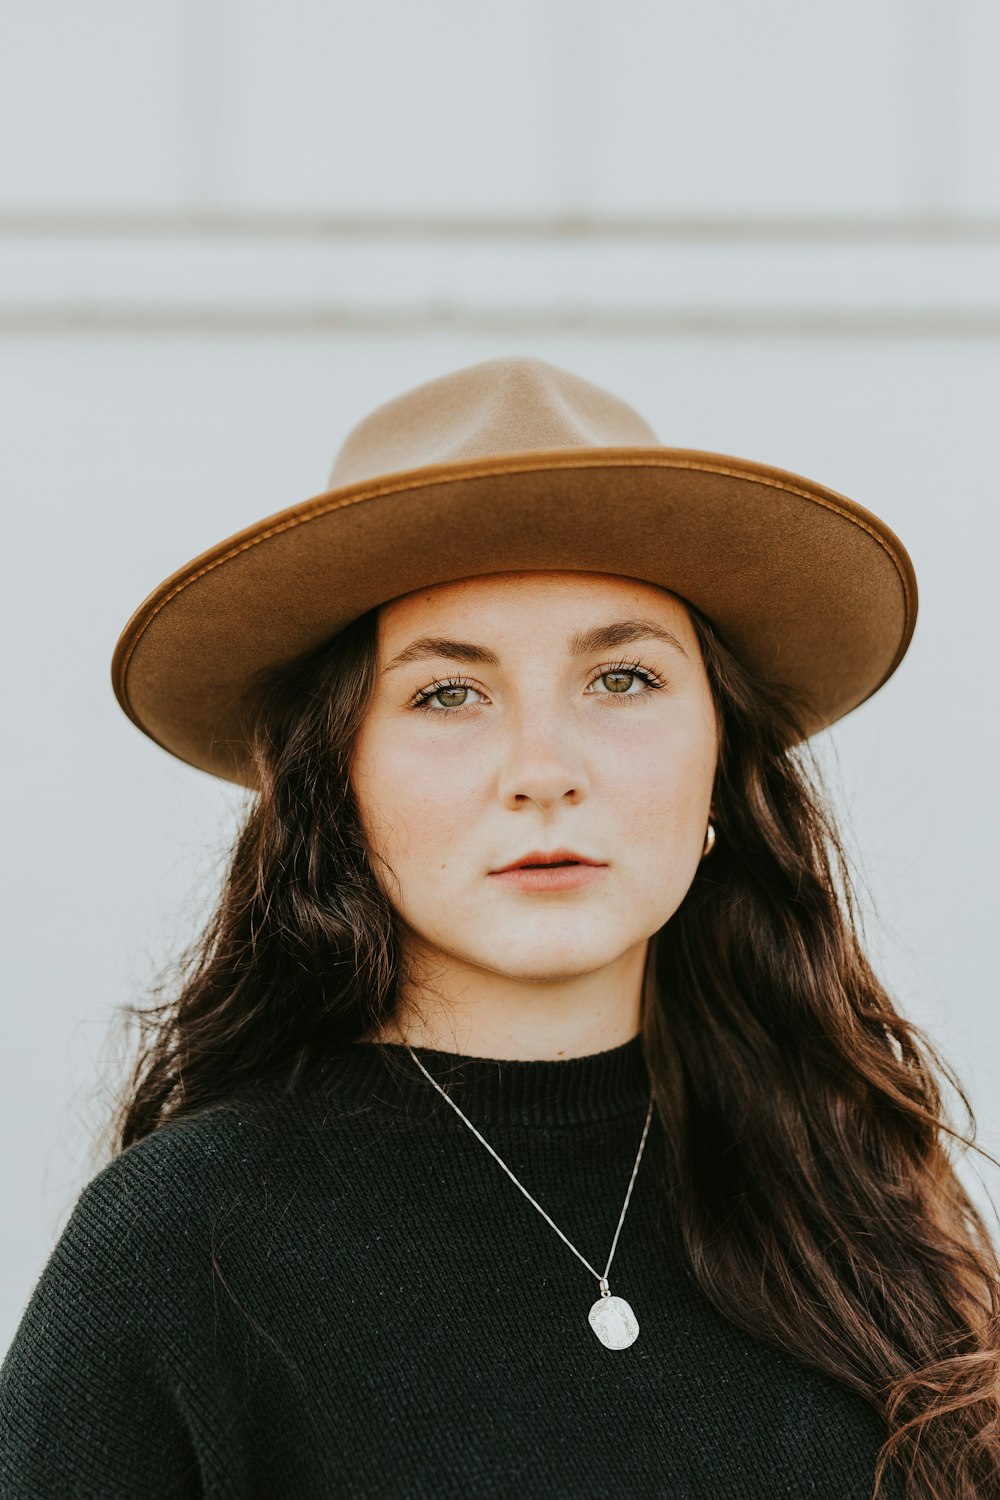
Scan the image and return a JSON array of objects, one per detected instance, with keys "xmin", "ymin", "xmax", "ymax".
[
  {"xmin": 491, "ymin": 848, "xmax": 605, "ymax": 874},
  {"xmin": 487, "ymin": 848, "xmax": 609, "ymax": 893}
]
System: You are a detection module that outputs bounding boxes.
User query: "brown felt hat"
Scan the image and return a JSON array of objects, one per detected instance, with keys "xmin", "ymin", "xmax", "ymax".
[{"xmin": 110, "ymin": 354, "xmax": 918, "ymax": 790}]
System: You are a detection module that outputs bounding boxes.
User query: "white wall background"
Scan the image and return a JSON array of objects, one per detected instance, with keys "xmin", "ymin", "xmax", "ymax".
[{"xmin": 2, "ymin": 0, "xmax": 999, "ymax": 1349}]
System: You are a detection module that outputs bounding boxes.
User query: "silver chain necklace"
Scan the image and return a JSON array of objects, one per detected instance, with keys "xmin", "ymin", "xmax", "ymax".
[{"xmin": 404, "ymin": 1044, "xmax": 656, "ymax": 1350}]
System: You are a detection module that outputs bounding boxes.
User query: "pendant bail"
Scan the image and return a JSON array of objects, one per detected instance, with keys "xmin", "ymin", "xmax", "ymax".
[{"xmin": 598, "ymin": 1277, "xmax": 611, "ymax": 1298}]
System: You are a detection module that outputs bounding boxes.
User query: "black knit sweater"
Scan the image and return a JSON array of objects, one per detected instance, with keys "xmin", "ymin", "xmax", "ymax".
[{"xmin": 0, "ymin": 1035, "xmax": 906, "ymax": 1499}]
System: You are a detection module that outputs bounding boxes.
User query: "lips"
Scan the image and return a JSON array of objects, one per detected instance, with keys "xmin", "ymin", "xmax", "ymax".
[{"xmin": 492, "ymin": 848, "xmax": 604, "ymax": 874}]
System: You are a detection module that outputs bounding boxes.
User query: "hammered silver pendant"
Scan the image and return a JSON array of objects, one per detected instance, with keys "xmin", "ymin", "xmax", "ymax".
[{"xmin": 588, "ymin": 1287, "xmax": 639, "ymax": 1349}]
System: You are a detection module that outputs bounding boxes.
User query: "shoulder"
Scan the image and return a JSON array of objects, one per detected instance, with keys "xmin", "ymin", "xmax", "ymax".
[
  {"xmin": 0, "ymin": 1085, "xmax": 310, "ymax": 1377},
  {"xmin": 34, "ymin": 1066, "xmax": 418, "ymax": 1330},
  {"xmin": 66, "ymin": 1072, "xmax": 393, "ymax": 1262},
  {"xmin": 79, "ymin": 1080, "xmax": 307, "ymax": 1216},
  {"xmin": 42, "ymin": 1084, "xmax": 310, "ymax": 1287},
  {"xmin": 0, "ymin": 1095, "xmax": 289, "ymax": 1498}
]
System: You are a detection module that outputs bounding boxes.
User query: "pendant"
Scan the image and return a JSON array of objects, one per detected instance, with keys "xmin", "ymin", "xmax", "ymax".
[{"xmin": 588, "ymin": 1281, "xmax": 639, "ymax": 1349}]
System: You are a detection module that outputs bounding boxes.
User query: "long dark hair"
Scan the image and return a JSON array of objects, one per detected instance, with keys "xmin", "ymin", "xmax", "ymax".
[{"xmin": 97, "ymin": 598, "xmax": 1000, "ymax": 1498}]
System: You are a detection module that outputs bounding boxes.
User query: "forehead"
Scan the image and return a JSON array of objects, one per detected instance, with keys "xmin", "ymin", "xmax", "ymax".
[{"xmin": 377, "ymin": 570, "xmax": 694, "ymax": 639}]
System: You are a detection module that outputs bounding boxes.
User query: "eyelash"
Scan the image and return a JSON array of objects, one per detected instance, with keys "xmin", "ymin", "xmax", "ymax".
[{"xmin": 409, "ymin": 658, "xmax": 667, "ymax": 715}]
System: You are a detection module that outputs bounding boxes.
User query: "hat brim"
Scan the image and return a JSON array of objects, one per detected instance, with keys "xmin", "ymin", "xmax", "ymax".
[{"xmin": 111, "ymin": 446, "xmax": 917, "ymax": 788}]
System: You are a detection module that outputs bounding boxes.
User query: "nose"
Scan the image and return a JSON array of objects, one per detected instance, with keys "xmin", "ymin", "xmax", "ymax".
[{"xmin": 495, "ymin": 702, "xmax": 590, "ymax": 809}]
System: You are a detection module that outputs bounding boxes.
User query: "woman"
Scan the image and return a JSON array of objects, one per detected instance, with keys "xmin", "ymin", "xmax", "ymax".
[{"xmin": 1, "ymin": 355, "xmax": 997, "ymax": 1498}]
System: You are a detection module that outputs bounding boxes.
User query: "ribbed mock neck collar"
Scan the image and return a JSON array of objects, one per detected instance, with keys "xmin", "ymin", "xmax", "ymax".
[{"xmin": 320, "ymin": 1033, "xmax": 652, "ymax": 1127}]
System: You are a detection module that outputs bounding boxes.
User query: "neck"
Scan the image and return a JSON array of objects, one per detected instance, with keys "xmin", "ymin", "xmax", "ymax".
[{"xmin": 363, "ymin": 938, "xmax": 649, "ymax": 1061}]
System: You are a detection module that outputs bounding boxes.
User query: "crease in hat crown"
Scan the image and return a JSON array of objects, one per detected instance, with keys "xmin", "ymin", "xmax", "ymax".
[{"xmin": 326, "ymin": 356, "xmax": 663, "ymax": 490}]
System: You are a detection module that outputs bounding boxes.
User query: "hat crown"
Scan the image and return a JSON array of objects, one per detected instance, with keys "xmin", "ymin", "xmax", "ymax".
[{"xmin": 327, "ymin": 355, "xmax": 661, "ymax": 489}]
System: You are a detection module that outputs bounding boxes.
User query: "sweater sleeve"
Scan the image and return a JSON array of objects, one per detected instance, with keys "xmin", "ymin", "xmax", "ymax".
[{"xmin": 0, "ymin": 1164, "xmax": 205, "ymax": 1500}]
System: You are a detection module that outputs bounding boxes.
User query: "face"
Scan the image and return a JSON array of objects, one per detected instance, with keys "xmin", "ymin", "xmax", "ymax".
[{"xmin": 350, "ymin": 571, "xmax": 719, "ymax": 995}]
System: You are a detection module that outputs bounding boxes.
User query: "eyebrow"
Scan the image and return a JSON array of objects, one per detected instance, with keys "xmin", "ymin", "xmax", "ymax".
[{"xmin": 382, "ymin": 617, "xmax": 692, "ymax": 674}]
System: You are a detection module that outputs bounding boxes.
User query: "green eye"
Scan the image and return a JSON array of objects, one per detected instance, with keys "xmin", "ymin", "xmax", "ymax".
[
  {"xmin": 412, "ymin": 677, "xmax": 483, "ymax": 713},
  {"xmin": 434, "ymin": 687, "xmax": 470, "ymax": 708},
  {"xmin": 589, "ymin": 662, "xmax": 664, "ymax": 698}
]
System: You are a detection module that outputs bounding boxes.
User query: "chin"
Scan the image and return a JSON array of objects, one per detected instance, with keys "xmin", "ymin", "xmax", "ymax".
[{"xmin": 472, "ymin": 938, "xmax": 634, "ymax": 983}]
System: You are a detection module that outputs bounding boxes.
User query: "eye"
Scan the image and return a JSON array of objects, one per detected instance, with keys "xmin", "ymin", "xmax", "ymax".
[
  {"xmin": 410, "ymin": 676, "xmax": 486, "ymax": 713},
  {"xmin": 586, "ymin": 660, "xmax": 666, "ymax": 700}
]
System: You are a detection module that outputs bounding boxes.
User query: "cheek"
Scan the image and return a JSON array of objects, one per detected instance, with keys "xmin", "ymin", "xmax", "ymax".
[
  {"xmin": 352, "ymin": 726, "xmax": 481, "ymax": 865},
  {"xmin": 601, "ymin": 717, "xmax": 714, "ymax": 852}
]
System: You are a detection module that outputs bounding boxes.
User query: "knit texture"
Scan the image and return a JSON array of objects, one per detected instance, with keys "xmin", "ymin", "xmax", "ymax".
[{"xmin": 0, "ymin": 1035, "xmax": 906, "ymax": 1499}]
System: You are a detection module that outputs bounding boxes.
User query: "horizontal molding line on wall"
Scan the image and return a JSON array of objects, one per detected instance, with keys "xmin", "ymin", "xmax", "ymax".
[
  {"xmin": 3, "ymin": 227, "xmax": 998, "ymax": 335},
  {"xmin": 1, "ymin": 210, "xmax": 1000, "ymax": 242},
  {"xmin": 2, "ymin": 307, "xmax": 1000, "ymax": 337}
]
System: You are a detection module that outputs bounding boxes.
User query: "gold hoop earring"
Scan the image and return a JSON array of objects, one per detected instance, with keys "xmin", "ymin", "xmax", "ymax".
[{"xmin": 701, "ymin": 821, "xmax": 716, "ymax": 858}]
